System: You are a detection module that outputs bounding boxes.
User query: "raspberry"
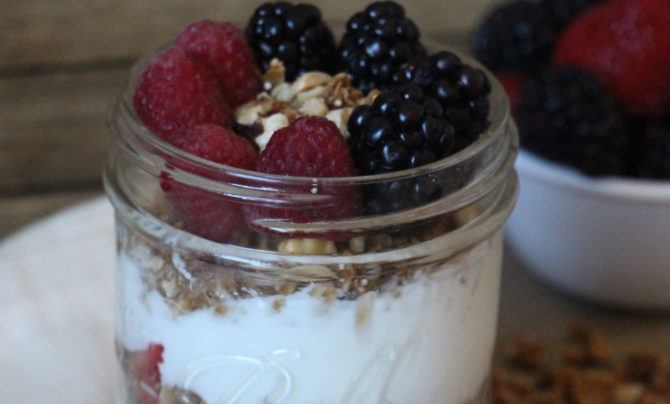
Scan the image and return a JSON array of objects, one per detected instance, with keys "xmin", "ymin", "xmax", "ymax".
[
  {"xmin": 162, "ymin": 124, "xmax": 258, "ymax": 242},
  {"xmin": 128, "ymin": 343, "xmax": 164, "ymax": 404},
  {"xmin": 246, "ymin": 2, "xmax": 336, "ymax": 81},
  {"xmin": 176, "ymin": 20, "xmax": 262, "ymax": 107},
  {"xmin": 554, "ymin": 0, "xmax": 670, "ymax": 116},
  {"xmin": 133, "ymin": 48, "xmax": 231, "ymax": 144},
  {"xmin": 337, "ymin": 1, "xmax": 426, "ymax": 93},
  {"xmin": 257, "ymin": 117, "xmax": 357, "ymax": 177},
  {"xmin": 172, "ymin": 123, "xmax": 258, "ymax": 168},
  {"xmin": 518, "ymin": 66, "xmax": 631, "ymax": 176},
  {"xmin": 248, "ymin": 117, "xmax": 360, "ymax": 229}
]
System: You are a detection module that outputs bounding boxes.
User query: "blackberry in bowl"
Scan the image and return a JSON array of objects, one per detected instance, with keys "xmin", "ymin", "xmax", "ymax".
[
  {"xmin": 473, "ymin": 0, "xmax": 557, "ymax": 73},
  {"xmin": 472, "ymin": 0, "xmax": 670, "ymax": 310},
  {"xmin": 517, "ymin": 66, "xmax": 631, "ymax": 177},
  {"xmin": 507, "ymin": 68, "xmax": 670, "ymax": 309}
]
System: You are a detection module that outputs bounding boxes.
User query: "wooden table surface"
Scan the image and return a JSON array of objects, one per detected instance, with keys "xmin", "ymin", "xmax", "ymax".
[{"xmin": 2, "ymin": 0, "xmax": 669, "ymax": 358}]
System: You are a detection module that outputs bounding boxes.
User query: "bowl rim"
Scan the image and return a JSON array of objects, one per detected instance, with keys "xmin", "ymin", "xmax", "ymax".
[{"xmin": 516, "ymin": 150, "xmax": 670, "ymax": 204}]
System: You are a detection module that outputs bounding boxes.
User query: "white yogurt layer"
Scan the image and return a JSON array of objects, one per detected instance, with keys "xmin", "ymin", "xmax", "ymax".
[{"xmin": 118, "ymin": 232, "xmax": 502, "ymax": 404}]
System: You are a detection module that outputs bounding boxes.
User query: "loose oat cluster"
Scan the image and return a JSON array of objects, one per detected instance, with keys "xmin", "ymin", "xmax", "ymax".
[{"xmin": 494, "ymin": 324, "xmax": 670, "ymax": 403}]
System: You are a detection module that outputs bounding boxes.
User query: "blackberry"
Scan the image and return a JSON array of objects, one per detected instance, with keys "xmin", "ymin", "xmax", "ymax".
[
  {"xmin": 348, "ymin": 84, "xmax": 459, "ymax": 213},
  {"xmin": 636, "ymin": 121, "xmax": 670, "ymax": 179},
  {"xmin": 473, "ymin": 1, "xmax": 557, "ymax": 72},
  {"xmin": 337, "ymin": 1, "xmax": 426, "ymax": 94},
  {"xmin": 394, "ymin": 51, "xmax": 492, "ymax": 150},
  {"xmin": 541, "ymin": 0, "xmax": 603, "ymax": 27},
  {"xmin": 246, "ymin": 2, "xmax": 336, "ymax": 80},
  {"xmin": 348, "ymin": 84, "xmax": 455, "ymax": 174},
  {"xmin": 518, "ymin": 66, "xmax": 631, "ymax": 176}
]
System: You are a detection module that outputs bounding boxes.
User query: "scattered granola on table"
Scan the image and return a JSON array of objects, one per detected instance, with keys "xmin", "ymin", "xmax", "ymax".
[{"xmin": 493, "ymin": 324, "xmax": 670, "ymax": 403}]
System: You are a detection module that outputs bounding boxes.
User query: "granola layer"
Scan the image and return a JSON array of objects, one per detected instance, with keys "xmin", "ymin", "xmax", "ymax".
[{"xmin": 116, "ymin": 218, "xmax": 504, "ymax": 403}]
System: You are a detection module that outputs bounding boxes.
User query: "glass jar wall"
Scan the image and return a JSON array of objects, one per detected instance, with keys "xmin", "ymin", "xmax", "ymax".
[{"xmin": 106, "ymin": 43, "xmax": 518, "ymax": 404}]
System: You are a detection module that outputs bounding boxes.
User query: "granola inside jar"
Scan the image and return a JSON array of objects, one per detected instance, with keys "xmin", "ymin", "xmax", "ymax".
[{"xmin": 106, "ymin": 39, "xmax": 518, "ymax": 404}]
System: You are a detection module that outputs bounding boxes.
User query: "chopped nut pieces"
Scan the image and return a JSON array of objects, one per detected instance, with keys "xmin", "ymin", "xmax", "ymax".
[
  {"xmin": 493, "ymin": 325, "xmax": 670, "ymax": 404},
  {"xmin": 348, "ymin": 236, "xmax": 366, "ymax": 254},
  {"xmin": 235, "ymin": 59, "xmax": 377, "ymax": 150},
  {"xmin": 278, "ymin": 238, "xmax": 337, "ymax": 255},
  {"xmin": 120, "ymin": 213, "xmax": 464, "ymax": 319},
  {"xmin": 159, "ymin": 386, "xmax": 205, "ymax": 404}
]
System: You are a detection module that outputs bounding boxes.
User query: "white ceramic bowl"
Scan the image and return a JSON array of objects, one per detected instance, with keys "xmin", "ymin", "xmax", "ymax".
[{"xmin": 507, "ymin": 150, "xmax": 670, "ymax": 310}]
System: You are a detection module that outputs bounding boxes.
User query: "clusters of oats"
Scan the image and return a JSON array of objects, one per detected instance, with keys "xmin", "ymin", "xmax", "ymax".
[
  {"xmin": 235, "ymin": 58, "xmax": 379, "ymax": 150},
  {"xmin": 124, "ymin": 229, "xmax": 424, "ymax": 316},
  {"xmin": 494, "ymin": 324, "xmax": 670, "ymax": 403},
  {"xmin": 123, "ymin": 210, "xmax": 465, "ymax": 318}
]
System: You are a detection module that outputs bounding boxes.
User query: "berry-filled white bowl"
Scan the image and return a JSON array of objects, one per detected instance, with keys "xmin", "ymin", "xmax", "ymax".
[{"xmin": 507, "ymin": 150, "xmax": 670, "ymax": 310}]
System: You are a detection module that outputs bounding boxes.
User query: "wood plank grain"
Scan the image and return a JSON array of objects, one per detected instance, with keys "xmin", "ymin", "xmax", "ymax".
[
  {"xmin": 0, "ymin": 0, "xmax": 490, "ymax": 72},
  {"xmin": 0, "ymin": 69, "xmax": 125, "ymax": 194},
  {"xmin": 0, "ymin": 191, "xmax": 100, "ymax": 240}
]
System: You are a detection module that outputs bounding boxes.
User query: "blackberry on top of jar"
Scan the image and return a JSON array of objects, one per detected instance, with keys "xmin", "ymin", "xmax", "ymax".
[
  {"xmin": 347, "ymin": 84, "xmax": 473, "ymax": 214},
  {"xmin": 394, "ymin": 51, "xmax": 492, "ymax": 150},
  {"xmin": 246, "ymin": 2, "xmax": 337, "ymax": 81},
  {"xmin": 337, "ymin": 1, "xmax": 426, "ymax": 94},
  {"xmin": 347, "ymin": 84, "xmax": 455, "ymax": 175}
]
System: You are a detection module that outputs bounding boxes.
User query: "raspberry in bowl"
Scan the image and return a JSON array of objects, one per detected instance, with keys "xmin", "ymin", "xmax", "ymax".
[
  {"xmin": 474, "ymin": 0, "xmax": 670, "ymax": 309},
  {"xmin": 105, "ymin": 2, "xmax": 518, "ymax": 403}
]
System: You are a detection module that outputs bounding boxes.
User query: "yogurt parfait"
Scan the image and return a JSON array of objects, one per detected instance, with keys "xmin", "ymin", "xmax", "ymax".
[{"xmin": 105, "ymin": 2, "xmax": 518, "ymax": 403}]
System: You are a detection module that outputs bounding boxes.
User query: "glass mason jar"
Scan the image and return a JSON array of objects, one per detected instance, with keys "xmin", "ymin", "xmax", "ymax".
[{"xmin": 105, "ymin": 44, "xmax": 518, "ymax": 404}]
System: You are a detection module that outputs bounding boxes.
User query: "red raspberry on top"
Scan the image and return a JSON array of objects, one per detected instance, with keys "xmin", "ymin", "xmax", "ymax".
[
  {"xmin": 133, "ymin": 48, "xmax": 232, "ymax": 144},
  {"xmin": 248, "ymin": 116, "xmax": 361, "ymax": 229},
  {"xmin": 162, "ymin": 124, "xmax": 257, "ymax": 242},
  {"xmin": 553, "ymin": 0, "xmax": 670, "ymax": 116},
  {"xmin": 176, "ymin": 20, "xmax": 263, "ymax": 107},
  {"xmin": 173, "ymin": 123, "xmax": 258, "ymax": 168},
  {"xmin": 257, "ymin": 117, "xmax": 358, "ymax": 177}
]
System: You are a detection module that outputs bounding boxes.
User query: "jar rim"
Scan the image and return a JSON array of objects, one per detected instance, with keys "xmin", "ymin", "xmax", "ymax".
[
  {"xmin": 105, "ymin": 170, "xmax": 519, "ymax": 265},
  {"xmin": 108, "ymin": 32, "xmax": 518, "ymax": 244},
  {"xmin": 114, "ymin": 37, "xmax": 511, "ymax": 187}
]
